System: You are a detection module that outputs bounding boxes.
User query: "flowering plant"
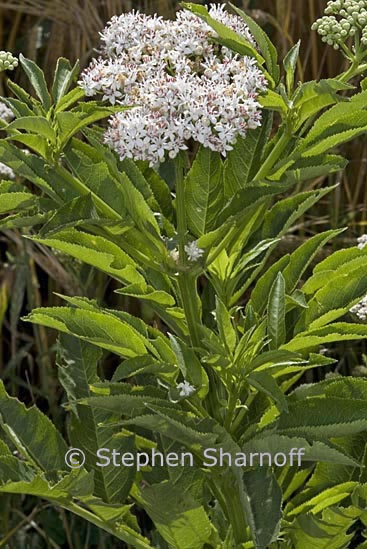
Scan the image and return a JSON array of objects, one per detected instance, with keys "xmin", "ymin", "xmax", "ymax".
[{"xmin": 2, "ymin": 2, "xmax": 367, "ymax": 547}]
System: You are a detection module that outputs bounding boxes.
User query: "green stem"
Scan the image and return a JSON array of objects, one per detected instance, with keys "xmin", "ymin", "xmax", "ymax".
[
  {"xmin": 175, "ymin": 153, "xmax": 202, "ymax": 347},
  {"xmin": 254, "ymin": 129, "xmax": 291, "ymax": 181},
  {"xmin": 212, "ymin": 475, "xmax": 248, "ymax": 544},
  {"xmin": 57, "ymin": 500, "xmax": 151, "ymax": 548}
]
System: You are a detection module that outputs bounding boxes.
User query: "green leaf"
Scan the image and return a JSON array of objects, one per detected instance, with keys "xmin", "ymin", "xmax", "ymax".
[
  {"xmin": 8, "ymin": 133, "xmax": 49, "ymax": 158},
  {"xmin": 267, "ymin": 272, "xmax": 286, "ymax": 350},
  {"xmin": 271, "ymin": 397, "xmax": 367, "ymax": 438},
  {"xmin": 215, "ymin": 297, "xmax": 236, "ymax": 353},
  {"xmin": 293, "ymin": 79, "xmax": 354, "ymax": 130},
  {"xmin": 283, "ymin": 40, "xmax": 300, "ymax": 95},
  {"xmin": 52, "ymin": 58, "xmax": 80, "ymax": 104},
  {"xmin": 185, "ymin": 146, "xmax": 224, "ymax": 236},
  {"xmin": 182, "ymin": 3, "xmax": 265, "ymax": 66},
  {"xmin": 39, "ymin": 194, "xmax": 100, "ymax": 236},
  {"xmin": 282, "ymin": 229, "xmax": 344, "ymax": 292},
  {"xmin": 263, "ymin": 187, "xmax": 335, "ymax": 240},
  {"xmin": 0, "ymin": 380, "xmax": 68, "ymax": 471},
  {"xmin": 0, "ymin": 192, "xmax": 36, "ymax": 214},
  {"xmin": 230, "ymin": 3, "xmax": 279, "ymax": 82},
  {"xmin": 242, "ymin": 469, "xmax": 282, "ymax": 548},
  {"xmin": 5, "ymin": 116, "xmax": 56, "ymax": 143},
  {"xmin": 248, "ymin": 370, "xmax": 288, "ymax": 412},
  {"xmin": 19, "ymin": 54, "xmax": 52, "ymax": 111},
  {"xmin": 29, "ymin": 229, "xmax": 139, "ymax": 284},
  {"xmin": 301, "ymin": 263, "xmax": 367, "ymax": 329},
  {"xmin": 58, "ymin": 335, "xmax": 135, "ymax": 503},
  {"xmin": 250, "ymin": 255, "xmax": 290, "ymax": 314},
  {"xmin": 169, "ymin": 335, "xmax": 209, "ymax": 398},
  {"xmin": 55, "ymin": 87, "xmax": 85, "ymax": 112},
  {"xmin": 137, "ymin": 480, "xmax": 217, "ymax": 549},
  {"xmin": 283, "ymin": 323, "xmax": 367, "ymax": 352},
  {"xmin": 24, "ymin": 306, "xmax": 148, "ymax": 358},
  {"xmin": 223, "ymin": 112, "xmax": 273, "ymax": 196},
  {"xmin": 259, "ymin": 89, "xmax": 288, "ymax": 115},
  {"xmin": 288, "ymin": 482, "xmax": 358, "ymax": 516},
  {"xmin": 242, "ymin": 434, "xmax": 359, "ymax": 467}
]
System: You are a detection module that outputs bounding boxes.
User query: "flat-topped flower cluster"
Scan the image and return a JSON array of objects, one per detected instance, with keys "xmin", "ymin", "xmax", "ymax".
[
  {"xmin": 79, "ymin": 4, "xmax": 267, "ymax": 166},
  {"xmin": 312, "ymin": 0, "xmax": 367, "ymax": 49}
]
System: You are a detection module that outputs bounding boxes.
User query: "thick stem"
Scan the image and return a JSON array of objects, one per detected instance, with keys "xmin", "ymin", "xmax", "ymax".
[
  {"xmin": 254, "ymin": 129, "xmax": 291, "ymax": 181},
  {"xmin": 211, "ymin": 475, "xmax": 248, "ymax": 544},
  {"xmin": 175, "ymin": 154, "xmax": 202, "ymax": 347}
]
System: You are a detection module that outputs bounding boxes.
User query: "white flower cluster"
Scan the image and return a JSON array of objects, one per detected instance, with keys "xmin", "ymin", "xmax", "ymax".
[
  {"xmin": 169, "ymin": 241, "xmax": 204, "ymax": 263},
  {"xmin": 350, "ymin": 234, "xmax": 367, "ymax": 320},
  {"xmin": 0, "ymin": 51, "xmax": 18, "ymax": 71},
  {"xmin": 0, "ymin": 101, "xmax": 15, "ymax": 179},
  {"xmin": 0, "ymin": 101, "xmax": 14, "ymax": 122},
  {"xmin": 79, "ymin": 5, "xmax": 267, "ymax": 166},
  {"xmin": 357, "ymin": 234, "xmax": 367, "ymax": 249},
  {"xmin": 350, "ymin": 296, "xmax": 367, "ymax": 320},
  {"xmin": 0, "ymin": 163, "xmax": 15, "ymax": 179},
  {"xmin": 312, "ymin": 0, "xmax": 367, "ymax": 48}
]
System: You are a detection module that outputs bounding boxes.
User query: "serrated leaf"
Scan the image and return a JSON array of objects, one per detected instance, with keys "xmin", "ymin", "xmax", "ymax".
[
  {"xmin": 248, "ymin": 370, "xmax": 288, "ymax": 412},
  {"xmin": 283, "ymin": 229, "xmax": 344, "ymax": 292},
  {"xmin": 24, "ymin": 306, "xmax": 148, "ymax": 358},
  {"xmin": 0, "ymin": 380, "xmax": 68, "ymax": 471},
  {"xmin": 5, "ymin": 116, "xmax": 56, "ymax": 142},
  {"xmin": 271, "ymin": 397, "xmax": 367, "ymax": 438},
  {"xmin": 58, "ymin": 335, "xmax": 135, "ymax": 503},
  {"xmin": 0, "ymin": 192, "xmax": 37, "ymax": 214},
  {"xmin": 137, "ymin": 480, "xmax": 217, "ymax": 549},
  {"xmin": 283, "ymin": 323, "xmax": 367, "ymax": 352},
  {"xmin": 242, "ymin": 469, "xmax": 282, "ymax": 547},
  {"xmin": 185, "ymin": 146, "xmax": 224, "ymax": 236},
  {"xmin": 223, "ymin": 111, "xmax": 273, "ymax": 196},
  {"xmin": 30, "ymin": 229, "xmax": 138, "ymax": 284},
  {"xmin": 242, "ymin": 434, "xmax": 359, "ymax": 467}
]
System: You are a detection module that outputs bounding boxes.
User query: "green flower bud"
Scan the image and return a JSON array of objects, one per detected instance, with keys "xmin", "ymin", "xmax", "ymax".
[{"xmin": 0, "ymin": 51, "xmax": 18, "ymax": 71}]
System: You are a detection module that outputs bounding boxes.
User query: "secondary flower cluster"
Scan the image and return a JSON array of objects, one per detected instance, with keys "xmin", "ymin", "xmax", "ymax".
[
  {"xmin": 350, "ymin": 234, "xmax": 367, "ymax": 320},
  {"xmin": 0, "ymin": 51, "xmax": 18, "ymax": 71},
  {"xmin": 79, "ymin": 5, "xmax": 267, "ymax": 166},
  {"xmin": 312, "ymin": 0, "xmax": 367, "ymax": 49},
  {"xmin": 0, "ymin": 100, "xmax": 15, "ymax": 179},
  {"xmin": 0, "ymin": 101, "xmax": 14, "ymax": 123}
]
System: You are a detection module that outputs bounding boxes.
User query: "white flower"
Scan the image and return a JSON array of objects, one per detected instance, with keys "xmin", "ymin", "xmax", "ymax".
[
  {"xmin": 357, "ymin": 234, "xmax": 367, "ymax": 250},
  {"xmin": 185, "ymin": 241, "xmax": 204, "ymax": 262},
  {"xmin": 169, "ymin": 248, "xmax": 180, "ymax": 263},
  {"xmin": 351, "ymin": 295, "xmax": 367, "ymax": 321},
  {"xmin": 176, "ymin": 380, "xmax": 195, "ymax": 397},
  {"xmin": 79, "ymin": 4, "xmax": 267, "ymax": 166},
  {"xmin": 0, "ymin": 101, "xmax": 14, "ymax": 122},
  {"xmin": 0, "ymin": 162, "xmax": 15, "ymax": 179}
]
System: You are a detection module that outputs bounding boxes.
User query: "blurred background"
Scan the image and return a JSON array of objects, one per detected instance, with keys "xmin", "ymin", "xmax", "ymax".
[{"xmin": 1, "ymin": 1, "xmax": 366, "ymax": 546}]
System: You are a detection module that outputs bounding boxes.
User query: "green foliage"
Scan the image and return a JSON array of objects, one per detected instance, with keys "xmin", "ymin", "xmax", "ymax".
[{"xmin": 2, "ymin": 5, "xmax": 367, "ymax": 548}]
